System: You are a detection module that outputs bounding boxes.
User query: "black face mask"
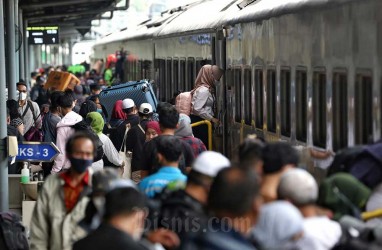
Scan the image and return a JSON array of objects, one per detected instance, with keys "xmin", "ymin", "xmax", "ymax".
[{"xmin": 69, "ymin": 156, "xmax": 93, "ymax": 173}]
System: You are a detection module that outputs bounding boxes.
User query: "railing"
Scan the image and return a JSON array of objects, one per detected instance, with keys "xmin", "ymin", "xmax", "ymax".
[
  {"xmin": 362, "ymin": 209, "xmax": 382, "ymax": 221},
  {"xmin": 191, "ymin": 120, "xmax": 212, "ymax": 150}
]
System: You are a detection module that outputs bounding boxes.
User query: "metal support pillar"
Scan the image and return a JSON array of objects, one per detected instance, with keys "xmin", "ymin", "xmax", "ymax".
[
  {"xmin": 14, "ymin": 0, "xmax": 19, "ymax": 82},
  {"xmin": 5, "ymin": 0, "xmax": 16, "ymax": 100},
  {"xmin": 19, "ymin": 9, "xmax": 25, "ymax": 81},
  {"xmin": 24, "ymin": 19, "xmax": 29, "ymax": 88},
  {"xmin": 0, "ymin": 0, "xmax": 10, "ymax": 212}
]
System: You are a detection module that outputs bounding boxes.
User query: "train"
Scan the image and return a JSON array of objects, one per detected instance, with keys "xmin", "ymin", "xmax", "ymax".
[{"xmin": 92, "ymin": 0, "xmax": 382, "ymax": 158}]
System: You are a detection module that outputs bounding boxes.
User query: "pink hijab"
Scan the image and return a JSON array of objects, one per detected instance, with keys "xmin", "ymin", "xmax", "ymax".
[{"xmin": 192, "ymin": 65, "xmax": 224, "ymax": 92}]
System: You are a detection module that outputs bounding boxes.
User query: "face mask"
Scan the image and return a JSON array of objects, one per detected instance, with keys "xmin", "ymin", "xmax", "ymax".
[
  {"xmin": 97, "ymin": 108, "xmax": 103, "ymax": 114},
  {"xmin": 69, "ymin": 156, "xmax": 93, "ymax": 173},
  {"xmin": 19, "ymin": 92, "xmax": 27, "ymax": 101}
]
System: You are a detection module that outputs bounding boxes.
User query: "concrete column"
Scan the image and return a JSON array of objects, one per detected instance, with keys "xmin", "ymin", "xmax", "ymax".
[
  {"xmin": 0, "ymin": 0, "xmax": 10, "ymax": 212},
  {"xmin": 19, "ymin": 9, "xmax": 25, "ymax": 81},
  {"xmin": 5, "ymin": 0, "xmax": 16, "ymax": 100},
  {"xmin": 14, "ymin": 0, "xmax": 19, "ymax": 82}
]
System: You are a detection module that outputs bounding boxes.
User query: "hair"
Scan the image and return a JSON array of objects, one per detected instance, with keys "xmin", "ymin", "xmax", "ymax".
[
  {"xmin": 156, "ymin": 135, "xmax": 183, "ymax": 162},
  {"xmin": 16, "ymin": 80, "xmax": 27, "ymax": 88},
  {"xmin": 57, "ymin": 91, "xmax": 75, "ymax": 109},
  {"xmin": 90, "ymin": 84, "xmax": 101, "ymax": 91},
  {"xmin": 208, "ymin": 167, "xmax": 260, "ymax": 217},
  {"xmin": 65, "ymin": 132, "xmax": 96, "ymax": 156},
  {"xmin": 238, "ymin": 138, "xmax": 264, "ymax": 168},
  {"xmin": 187, "ymin": 170, "xmax": 213, "ymax": 187},
  {"xmin": 262, "ymin": 142, "xmax": 299, "ymax": 174},
  {"xmin": 157, "ymin": 102, "xmax": 179, "ymax": 129},
  {"xmin": 88, "ymin": 95, "xmax": 99, "ymax": 103},
  {"xmin": 6, "ymin": 100, "xmax": 21, "ymax": 120},
  {"xmin": 79, "ymin": 100, "xmax": 97, "ymax": 119},
  {"xmin": 123, "ymin": 107, "xmax": 134, "ymax": 114},
  {"xmin": 104, "ymin": 187, "xmax": 146, "ymax": 220},
  {"xmin": 50, "ymin": 91, "xmax": 65, "ymax": 110}
]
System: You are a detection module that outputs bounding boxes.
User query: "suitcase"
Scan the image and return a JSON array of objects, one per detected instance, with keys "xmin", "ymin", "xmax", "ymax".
[{"xmin": 99, "ymin": 80, "xmax": 158, "ymax": 121}]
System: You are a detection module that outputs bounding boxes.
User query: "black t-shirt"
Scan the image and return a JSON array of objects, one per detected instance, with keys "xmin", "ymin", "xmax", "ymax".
[
  {"xmin": 125, "ymin": 119, "xmax": 149, "ymax": 172},
  {"xmin": 109, "ymin": 114, "xmax": 140, "ymax": 152},
  {"xmin": 139, "ymin": 135, "xmax": 194, "ymax": 174}
]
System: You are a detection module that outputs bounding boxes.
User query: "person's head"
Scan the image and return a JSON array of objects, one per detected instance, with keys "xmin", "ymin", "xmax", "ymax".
[
  {"xmin": 31, "ymin": 72, "xmax": 37, "ymax": 79},
  {"xmin": 88, "ymin": 95, "xmax": 102, "ymax": 109},
  {"xmin": 277, "ymin": 168, "xmax": 318, "ymax": 207},
  {"xmin": 208, "ymin": 167, "xmax": 262, "ymax": 231},
  {"xmin": 175, "ymin": 114, "xmax": 193, "ymax": 138},
  {"xmin": 122, "ymin": 98, "xmax": 135, "ymax": 115},
  {"xmin": 104, "ymin": 187, "xmax": 147, "ymax": 240},
  {"xmin": 238, "ymin": 138, "xmax": 265, "ymax": 176},
  {"xmin": 90, "ymin": 84, "xmax": 102, "ymax": 95},
  {"xmin": 252, "ymin": 201, "xmax": 304, "ymax": 249},
  {"xmin": 57, "ymin": 91, "xmax": 75, "ymax": 116},
  {"xmin": 16, "ymin": 81, "xmax": 28, "ymax": 101},
  {"xmin": 66, "ymin": 132, "xmax": 96, "ymax": 174},
  {"xmin": 156, "ymin": 136, "xmax": 183, "ymax": 166},
  {"xmin": 262, "ymin": 142, "xmax": 299, "ymax": 175},
  {"xmin": 188, "ymin": 151, "xmax": 230, "ymax": 203},
  {"xmin": 74, "ymin": 85, "xmax": 83, "ymax": 95},
  {"xmin": 36, "ymin": 75, "xmax": 46, "ymax": 86},
  {"xmin": 49, "ymin": 91, "xmax": 64, "ymax": 112},
  {"xmin": 79, "ymin": 100, "xmax": 98, "ymax": 119},
  {"xmin": 157, "ymin": 102, "xmax": 179, "ymax": 130},
  {"xmin": 194, "ymin": 65, "xmax": 224, "ymax": 90},
  {"xmin": 145, "ymin": 121, "xmax": 161, "ymax": 141},
  {"xmin": 86, "ymin": 112, "xmax": 104, "ymax": 135},
  {"xmin": 138, "ymin": 103, "xmax": 153, "ymax": 118},
  {"xmin": 6, "ymin": 100, "xmax": 20, "ymax": 120},
  {"xmin": 111, "ymin": 100, "xmax": 127, "ymax": 120}
]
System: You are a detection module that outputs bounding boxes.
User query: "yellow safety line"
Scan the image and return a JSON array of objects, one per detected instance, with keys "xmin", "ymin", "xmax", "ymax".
[{"xmin": 191, "ymin": 120, "xmax": 213, "ymax": 150}]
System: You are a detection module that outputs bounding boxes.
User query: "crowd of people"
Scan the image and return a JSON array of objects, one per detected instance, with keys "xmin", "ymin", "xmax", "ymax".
[{"xmin": 4, "ymin": 63, "xmax": 382, "ymax": 250}]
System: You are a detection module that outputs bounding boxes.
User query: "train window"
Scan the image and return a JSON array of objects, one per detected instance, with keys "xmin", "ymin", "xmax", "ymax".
[
  {"xmin": 234, "ymin": 68, "xmax": 242, "ymax": 123},
  {"xmin": 173, "ymin": 59, "xmax": 179, "ymax": 93},
  {"xmin": 296, "ymin": 70, "xmax": 307, "ymax": 142},
  {"xmin": 355, "ymin": 73, "xmax": 373, "ymax": 144},
  {"xmin": 180, "ymin": 59, "xmax": 186, "ymax": 91},
  {"xmin": 187, "ymin": 58, "xmax": 195, "ymax": 91},
  {"xmin": 137, "ymin": 60, "xmax": 142, "ymax": 80},
  {"xmin": 267, "ymin": 69, "xmax": 276, "ymax": 133},
  {"xmin": 312, "ymin": 71, "xmax": 327, "ymax": 148},
  {"xmin": 254, "ymin": 69, "xmax": 263, "ymax": 129},
  {"xmin": 332, "ymin": 72, "xmax": 348, "ymax": 151},
  {"xmin": 143, "ymin": 60, "xmax": 152, "ymax": 79},
  {"xmin": 166, "ymin": 59, "xmax": 172, "ymax": 102},
  {"xmin": 196, "ymin": 59, "xmax": 203, "ymax": 75},
  {"xmin": 243, "ymin": 68, "xmax": 252, "ymax": 125},
  {"xmin": 158, "ymin": 59, "xmax": 166, "ymax": 101},
  {"xmin": 280, "ymin": 69, "xmax": 291, "ymax": 137}
]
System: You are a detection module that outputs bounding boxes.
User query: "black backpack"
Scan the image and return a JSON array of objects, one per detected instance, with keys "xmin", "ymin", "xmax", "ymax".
[
  {"xmin": 0, "ymin": 212, "xmax": 29, "ymax": 250},
  {"xmin": 71, "ymin": 120, "xmax": 104, "ymax": 162}
]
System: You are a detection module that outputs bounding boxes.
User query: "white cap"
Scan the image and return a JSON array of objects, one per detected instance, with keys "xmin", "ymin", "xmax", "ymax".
[
  {"xmin": 192, "ymin": 151, "xmax": 230, "ymax": 177},
  {"xmin": 139, "ymin": 103, "xmax": 153, "ymax": 114},
  {"xmin": 122, "ymin": 98, "xmax": 135, "ymax": 109}
]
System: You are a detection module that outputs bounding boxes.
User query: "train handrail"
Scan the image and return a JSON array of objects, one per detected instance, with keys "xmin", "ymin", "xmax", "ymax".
[
  {"xmin": 361, "ymin": 209, "xmax": 382, "ymax": 221},
  {"xmin": 191, "ymin": 120, "xmax": 212, "ymax": 150}
]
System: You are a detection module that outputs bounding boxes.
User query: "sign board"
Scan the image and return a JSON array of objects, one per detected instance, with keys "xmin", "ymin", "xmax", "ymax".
[
  {"xmin": 27, "ymin": 26, "xmax": 59, "ymax": 45},
  {"xmin": 15, "ymin": 142, "xmax": 60, "ymax": 162},
  {"xmin": 45, "ymin": 71, "xmax": 80, "ymax": 91}
]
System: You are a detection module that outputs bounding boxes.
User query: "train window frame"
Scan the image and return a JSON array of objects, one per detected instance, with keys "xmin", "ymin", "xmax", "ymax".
[
  {"xmin": 312, "ymin": 68, "xmax": 327, "ymax": 148},
  {"xmin": 243, "ymin": 67, "xmax": 252, "ymax": 125},
  {"xmin": 295, "ymin": 68, "xmax": 308, "ymax": 143},
  {"xmin": 266, "ymin": 67, "xmax": 277, "ymax": 133},
  {"xmin": 280, "ymin": 67, "xmax": 291, "ymax": 137},
  {"xmin": 187, "ymin": 57, "xmax": 195, "ymax": 91},
  {"xmin": 196, "ymin": 58, "xmax": 204, "ymax": 76},
  {"xmin": 254, "ymin": 67, "xmax": 264, "ymax": 130},
  {"xmin": 166, "ymin": 58, "xmax": 173, "ymax": 102},
  {"xmin": 157, "ymin": 59, "xmax": 166, "ymax": 102},
  {"xmin": 234, "ymin": 67, "xmax": 242, "ymax": 123},
  {"xmin": 332, "ymin": 69, "xmax": 348, "ymax": 151},
  {"xmin": 180, "ymin": 58, "xmax": 186, "ymax": 91},
  {"xmin": 355, "ymin": 70, "xmax": 373, "ymax": 144},
  {"xmin": 173, "ymin": 58, "xmax": 179, "ymax": 95}
]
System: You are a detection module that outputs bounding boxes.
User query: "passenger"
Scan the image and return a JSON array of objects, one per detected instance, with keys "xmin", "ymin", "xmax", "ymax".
[
  {"xmin": 125, "ymin": 103, "xmax": 153, "ymax": 180},
  {"xmin": 139, "ymin": 136, "xmax": 187, "ymax": 198},
  {"xmin": 190, "ymin": 64, "xmax": 224, "ymax": 147},
  {"xmin": 238, "ymin": 138, "xmax": 265, "ymax": 177},
  {"xmin": 42, "ymin": 91, "xmax": 64, "ymax": 144},
  {"xmin": 260, "ymin": 142, "xmax": 299, "ymax": 203},
  {"xmin": 86, "ymin": 112, "xmax": 123, "ymax": 172},
  {"xmin": 140, "ymin": 102, "xmax": 194, "ymax": 177},
  {"xmin": 30, "ymin": 132, "xmax": 95, "ymax": 250},
  {"xmin": 175, "ymin": 113, "xmax": 207, "ymax": 157},
  {"xmin": 109, "ymin": 100, "xmax": 127, "ymax": 128},
  {"xmin": 278, "ymin": 169, "xmax": 342, "ymax": 250},
  {"xmin": 73, "ymin": 84, "xmax": 86, "ymax": 108},
  {"xmin": 17, "ymin": 80, "xmax": 42, "ymax": 135},
  {"xmin": 252, "ymin": 201, "xmax": 318, "ymax": 250},
  {"xmin": 158, "ymin": 151, "xmax": 230, "ymax": 240},
  {"xmin": 145, "ymin": 121, "xmax": 160, "ymax": 142},
  {"xmin": 7, "ymin": 108, "xmax": 23, "ymax": 174},
  {"xmin": 73, "ymin": 187, "xmax": 147, "ymax": 250},
  {"xmin": 51, "ymin": 92, "xmax": 83, "ymax": 174},
  {"xmin": 88, "ymin": 95, "xmax": 108, "ymax": 121},
  {"xmin": 90, "ymin": 84, "xmax": 102, "ymax": 96},
  {"xmin": 7, "ymin": 99, "xmax": 25, "ymax": 135},
  {"xmin": 122, "ymin": 98, "xmax": 140, "ymax": 126},
  {"xmin": 317, "ymin": 173, "xmax": 371, "ymax": 221},
  {"xmin": 79, "ymin": 100, "xmax": 97, "ymax": 119},
  {"xmin": 31, "ymin": 76, "xmax": 49, "ymax": 107},
  {"xmin": 181, "ymin": 167, "xmax": 261, "ymax": 250}
]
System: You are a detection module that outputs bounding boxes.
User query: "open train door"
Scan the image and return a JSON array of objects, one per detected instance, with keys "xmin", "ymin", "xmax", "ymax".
[{"xmin": 214, "ymin": 28, "xmax": 229, "ymax": 156}]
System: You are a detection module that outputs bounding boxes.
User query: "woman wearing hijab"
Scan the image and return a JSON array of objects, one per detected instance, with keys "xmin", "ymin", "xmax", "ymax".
[
  {"xmin": 190, "ymin": 65, "xmax": 223, "ymax": 147},
  {"xmin": 145, "ymin": 121, "xmax": 161, "ymax": 142},
  {"xmin": 109, "ymin": 100, "xmax": 127, "ymax": 128},
  {"xmin": 7, "ymin": 99, "xmax": 25, "ymax": 135},
  {"xmin": 86, "ymin": 112, "xmax": 123, "ymax": 172},
  {"xmin": 175, "ymin": 114, "xmax": 206, "ymax": 157},
  {"xmin": 79, "ymin": 100, "xmax": 97, "ymax": 119}
]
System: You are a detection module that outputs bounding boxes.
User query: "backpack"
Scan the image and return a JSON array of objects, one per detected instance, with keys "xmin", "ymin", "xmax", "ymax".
[
  {"xmin": 71, "ymin": 120, "xmax": 104, "ymax": 162},
  {"xmin": 175, "ymin": 91, "xmax": 192, "ymax": 115},
  {"xmin": 0, "ymin": 212, "xmax": 29, "ymax": 250}
]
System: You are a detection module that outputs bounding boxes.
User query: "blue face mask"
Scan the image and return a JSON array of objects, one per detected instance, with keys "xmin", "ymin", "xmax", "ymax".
[
  {"xmin": 97, "ymin": 109, "xmax": 103, "ymax": 114},
  {"xmin": 69, "ymin": 157, "xmax": 93, "ymax": 173}
]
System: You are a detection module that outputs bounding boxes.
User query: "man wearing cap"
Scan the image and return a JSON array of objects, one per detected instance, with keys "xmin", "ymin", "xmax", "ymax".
[
  {"xmin": 17, "ymin": 80, "xmax": 42, "ymax": 135},
  {"xmin": 122, "ymin": 98, "xmax": 140, "ymax": 127},
  {"xmin": 156, "ymin": 151, "xmax": 230, "ymax": 240},
  {"xmin": 125, "ymin": 103, "xmax": 153, "ymax": 180}
]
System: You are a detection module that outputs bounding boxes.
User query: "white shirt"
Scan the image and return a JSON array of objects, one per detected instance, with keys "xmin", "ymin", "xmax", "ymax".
[
  {"xmin": 303, "ymin": 217, "xmax": 342, "ymax": 250},
  {"xmin": 91, "ymin": 133, "xmax": 123, "ymax": 172},
  {"xmin": 191, "ymin": 86, "xmax": 214, "ymax": 121}
]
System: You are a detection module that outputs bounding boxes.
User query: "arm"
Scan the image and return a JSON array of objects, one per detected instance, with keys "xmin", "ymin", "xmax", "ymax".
[
  {"xmin": 101, "ymin": 134, "xmax": 123, "ymax": 166},
  {"xmin": 33, "ymin": 102, "xmax": 42, "ymax": 129},
  {"xmin": 192, "ymin": 87, "xmax": 214, "ymax": 121},
  {"xmin": 17, "ymin": 123, "xmax": 25, "ymax": 136},
  {"xmin": 51, "ymin": 127, "xmax": 67, "ymax": 173}
]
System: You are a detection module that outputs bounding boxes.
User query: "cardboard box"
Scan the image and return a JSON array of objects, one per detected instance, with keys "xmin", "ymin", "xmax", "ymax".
[{"xmin": 44, "ymin": 71, "xmax": 80, "ymax": 91}]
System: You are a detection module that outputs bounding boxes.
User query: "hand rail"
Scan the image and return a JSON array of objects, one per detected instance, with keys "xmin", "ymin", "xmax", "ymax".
[
  {"xmin": 191, "ymin": 120, "xmax": 212, "ymax": 150},
  {"xmin": 361, "ymin": 208, "xmax": 382, "ymax": 221}
]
